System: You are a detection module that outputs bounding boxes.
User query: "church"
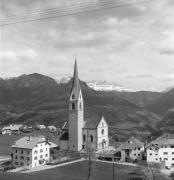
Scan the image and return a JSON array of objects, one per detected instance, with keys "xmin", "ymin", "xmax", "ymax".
[{"xmin": 59, "ymin": 60, "xmax": 109, "ymax": 152}]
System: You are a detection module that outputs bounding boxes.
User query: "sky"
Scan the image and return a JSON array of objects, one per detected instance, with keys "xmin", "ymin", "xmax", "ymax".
[{"xmin": 0, "ymin": 0, "xmax": 174, "ymax": 91}]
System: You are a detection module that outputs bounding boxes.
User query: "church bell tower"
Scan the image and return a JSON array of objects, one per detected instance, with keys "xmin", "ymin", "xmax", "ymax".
[{"xmin": 68, "ymin": 59, "xmax": 84, "ymax": 151}]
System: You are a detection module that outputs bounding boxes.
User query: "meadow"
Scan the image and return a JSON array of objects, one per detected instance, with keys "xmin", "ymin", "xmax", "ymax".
[{"xmin": 0, "ymin": 160, "xmax": 169, "ymax": 180}]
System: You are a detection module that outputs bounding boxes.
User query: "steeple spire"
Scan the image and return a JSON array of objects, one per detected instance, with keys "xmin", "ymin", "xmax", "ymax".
[{"xmin": 71, "ymin": 59, "xmax": 80, "ymax": 98}]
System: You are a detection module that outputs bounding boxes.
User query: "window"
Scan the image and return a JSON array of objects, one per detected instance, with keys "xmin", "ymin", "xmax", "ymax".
[
  {"xmin": 150, "ymin": 153, "xmax": 152, "ymax": 156},
  {"xmin": 102, "ymin": 122, "xmax": 104, "ymax": 127},
  {"xmin": 165, "ymin": 146, "xmax": 167, "ymax": 148},
  {"xmin": 172, "ymin": 152, "xmax": 174, "ymax": 155},
  {"xmin": 34, "ymin": 156, "xmax": 37, "ymax": 160},
  {"xmin": 138, "ymin": 148, "xmax": 140, "ymax": 151},
  {"xmin": 164, "ymin": 152, "xmax": 168, "ymax": 155},
  {"xmin": 83, "ymin": 135, "xmax": 86, "ymax": 142},
  {"xmin": 171, "ymin": 146, "xmax": 174, "ymax": 148},
  {"xmin": 164, "ymin": 158, "xmax": 168, "ymax": 161},
  {"xmin": 27, "ymin": 157, "xmax": 30, "ymax": 161},
  {"xmin": 79, "ymin": 102, "xmax": 82, "ymax": 110},
  {"xmin": 15, "ymin": 155, "xmax": 17, "ymax": 159},
  {"xmin": 90, "ymin": 135, "xmax": 93, "ymax": 143},
  {"xmin": 82, "ymin": 145, "xmax": 85, "ymax": 149},
  {"xmin": 138, "ymin": 154, "xmax": 140, "ymax": 156},
  {"xmin": 72, "ymin": 94, "xmax": 74, "ymax": 99},
  {"xmin": 46, "ymin": 148, "xmax": 47, "ymax": 151},
  {"xmin": 40, "ymin": 149, "xmax": 43, "ymax": 153},
  {"xmin": 134, "ymin": 153, "xmax": 136, "ymax": 156},
  {"xmin": 161, "ymin": 146, "xmax": 163, "ymax": 148},
  {"xmin": 21, "ymin": 149, "xmax": 23, "ymax": 154},
  {"xmin": 101, "ymin": 129, "xmax": 104, "ymax": 135},
  {"xmin": 150, "ymin": 148, "xmax": 152, "ymax": 150},
  {"xmin": 34, "ymin": 150, "xmax": 38, "ymax": 154},
  {"xmin": 172, "ymin": 158, "xmax": 174, "ymax": 160},
  {"xmin": 45, "ymin": 154, "xmax": 48, "ymax": 157},
  {"xmin": 20, "ymin": 162, "xmax": 24, "ymax": 166},
  {"xmin": 155, "ymin": 158, "xmax": 158, "ymax": 161},
  {"xmin": 15, "ymin": 149, "xmax": 17, "ymax": 153},
  {"xmin": 40, "ymin": 155, "xmax": 43, "ymax": 159},
  {"xmin": 72, "ymin": 103, "xmax": 75, "ymax": 110},
  {"xmin": 20, "ymin": 156, "xmax": 24, "ymax": 160},
  {"xmin": 15, "ymin": 162, "xmax": 18, "ymax": 165}
]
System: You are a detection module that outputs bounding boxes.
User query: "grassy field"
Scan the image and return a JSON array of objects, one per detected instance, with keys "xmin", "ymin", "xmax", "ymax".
[{"xmin": 0, "ymin": 161, "xmax": 170, "ymax": 180}]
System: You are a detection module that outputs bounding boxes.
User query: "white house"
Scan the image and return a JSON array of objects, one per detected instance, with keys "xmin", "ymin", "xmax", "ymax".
[
  {"xmin": 59, "ymin": 60, "xmax": 109, "ymax": 152},
  {"xmin": 119, "ymin": 136, "xmax": 144, "ymax": 162},
  {"xmin": 2, "ymin": 124, "xmax": 23, "ymax": 135},
  {"xmin": 146, "ymin": 133, "xmax": 174, "ymax": 167},
  {"xmin": 35, "ymin": 124, "xmax": 46, "ymax": 130},
  {"xmin": 12, "ymin": 136, "xmax": 50, "ymax": 169},
  {"xmin": 47, "ymin": 125, "xmax": 57, "ymax": 132}
]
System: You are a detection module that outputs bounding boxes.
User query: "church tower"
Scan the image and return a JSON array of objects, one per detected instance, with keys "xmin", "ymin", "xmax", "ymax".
[{"xmin": 68, "ymin": 59, "xmax": 84, "ymax": 151}]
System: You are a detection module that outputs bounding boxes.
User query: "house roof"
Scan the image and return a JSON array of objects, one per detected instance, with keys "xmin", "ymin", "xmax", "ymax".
[
  {"xmin": 12, "ymin": 136, "xmax": 47, "ymax": 149},
  {"xmin": 146, "ymin": 133, "xmax": 174, "ymax": 148},
  {"xmin": 119, "ymin": 136, "xmax": 144, "ymax": 150},
  {"xmin": 2, "ymin": 124, "xmax": 23, "ymax": 131},
  {"xmin": 60, "ymin": 132, "xmax": 69, "ymax": 141}
]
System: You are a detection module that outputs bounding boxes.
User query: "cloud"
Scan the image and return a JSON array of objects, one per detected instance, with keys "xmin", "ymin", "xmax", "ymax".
[
  {"xmin": 126, "ymin": 74, "xmax": 153, "ymax": 79},
  {"xmin": 1, "ymin": 49, "xmax": 37, "ymax": 59},
  {"xmin": 163, "ymin": 74, "xmax": 174, "ymax": 82},
  {"xmin": 159, "ymin": 47, "xmax": 174, "ymax": 56},
  {"xmin": 90, "ymin": 66, "xmax": 110, "ymax": 72}
]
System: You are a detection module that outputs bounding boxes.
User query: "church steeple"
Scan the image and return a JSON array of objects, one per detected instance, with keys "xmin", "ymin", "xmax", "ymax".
[
  {"xmin": 69, "ymin": 58, "xmax": 84, "ymax": 151},
  {"xmin": 71, "ymin": 59, "xmax": 81, "ymax": 99}
]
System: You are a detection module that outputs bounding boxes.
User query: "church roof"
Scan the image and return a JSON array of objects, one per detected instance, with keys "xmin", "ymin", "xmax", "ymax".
[
  {"xmin": 60, "ymin": 132, "xmax": 69, "ymax": 141},
  {"xmin": 83, "ymin": 115, "xmax": 104, "ymax": 129},
  {"xmin": 70, "ymin": 59, "xmax": 81, "ymax": 99}
]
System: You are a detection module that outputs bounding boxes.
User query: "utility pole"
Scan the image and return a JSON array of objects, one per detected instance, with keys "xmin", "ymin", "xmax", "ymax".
[{"xmin": 113, "ymin": 160, "xmax": 115, "ymax": 180}]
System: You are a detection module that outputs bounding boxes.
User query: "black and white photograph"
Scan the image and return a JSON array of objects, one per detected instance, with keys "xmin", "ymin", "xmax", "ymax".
[{"xmin": 0, "ymin": 0, "xmax": 174, "ymax": 179}]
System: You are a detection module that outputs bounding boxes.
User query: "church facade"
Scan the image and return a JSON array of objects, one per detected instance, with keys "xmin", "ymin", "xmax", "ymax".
[{"xmin": 59, "ymin": 60, "xmax": 109, "ymax": 152}]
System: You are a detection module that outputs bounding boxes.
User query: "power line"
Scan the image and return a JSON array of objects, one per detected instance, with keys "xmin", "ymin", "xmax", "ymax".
[
  {"xmin": 0, "ymin": 0, "xmax": 159, "ymax": 27},
  {"xmin": 0, "ymin": 0, "xmax": 125, "ymax": 20}
]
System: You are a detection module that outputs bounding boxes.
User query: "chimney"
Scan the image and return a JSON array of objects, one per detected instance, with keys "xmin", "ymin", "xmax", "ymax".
[{"xmin": 28, "ymin": 136, "xmax": 31, "ymax": 141}]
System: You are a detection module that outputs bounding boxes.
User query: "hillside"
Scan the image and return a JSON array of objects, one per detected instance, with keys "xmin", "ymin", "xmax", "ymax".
[
  {"xmin": 156, "ymin": 109, "xmax": 174, "ymax": 133},
  {"xmin": 146, "ymin": 88, "xmax": 174, "ymax": 116},
  {"xmin": 102, "ymin": 91, "xmax": 162, "ymax": 107},
  {"xmin": 0, "ymin": 73, "xmax": 161, "ymax": 139}
]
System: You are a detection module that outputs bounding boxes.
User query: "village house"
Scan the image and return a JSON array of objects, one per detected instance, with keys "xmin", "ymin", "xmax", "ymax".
[
  {"xmin": 2, "ymin": 124, "xmax": 23, "ymax": 135},
  {"xmin": 146, "ymin": 133, "xmax": 174, "ymax": 168},
  {"xmin": 119, "ymin": 136, "xmax": 144, "ymax": 162},
  {"xmin": 12, "ymin": 136, "xmax": 50, "ymax": 169},
  {"xmin": 59, "ymin": 60, "xmax": 109, "ymax": 152}
]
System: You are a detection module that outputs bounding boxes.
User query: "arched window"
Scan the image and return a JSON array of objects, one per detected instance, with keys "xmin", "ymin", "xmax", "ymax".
[
  {"xmin": 90, "ymin": 135, "xmax": 93, "ymax": 143},
  {"xmin": 72, "ymin": 103, "xmax": 75, "ymax": 110},
  {"xmin": 101, "ymin": 129, "xmax": 104, "ymax": 135},
  {"xmin": 72, "ymin": 94, "xmax": 75, "ymax": 99}
]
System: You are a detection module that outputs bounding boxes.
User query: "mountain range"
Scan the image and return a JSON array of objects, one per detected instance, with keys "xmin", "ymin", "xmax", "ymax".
[{"xmin": 0, "ymin": 73, "xmax": 173, "ymax": 140}]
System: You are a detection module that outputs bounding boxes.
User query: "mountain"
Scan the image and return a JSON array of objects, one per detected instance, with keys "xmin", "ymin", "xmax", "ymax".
[
  {"xmin": 102, "ymin": 91, "xmax": 162, "ymax": 107},
  {"xmin": 0, "ymin": 73, "xmax": 161, "ymax": 140},
  {"xmin": 146, "ymin": 88, "xmax": 174, "ymax": 116},
  {"xmin": 87, "ymin": 80, "xmax": 129, "ymax": 91}
]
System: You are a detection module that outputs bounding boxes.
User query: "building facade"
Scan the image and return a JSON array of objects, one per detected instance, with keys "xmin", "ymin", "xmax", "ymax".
[
  {"xmin": 12, "ymin": 136, "xmax": 50, "ymax": 169},
  {"xmin": 119, "ymin": 136, "xmax": 144, "ymax": 162},
  {"xmin": 146, "ymin": 134, "xmax": 174, "ymax": 167}
]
